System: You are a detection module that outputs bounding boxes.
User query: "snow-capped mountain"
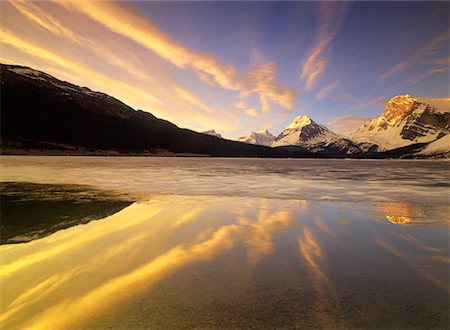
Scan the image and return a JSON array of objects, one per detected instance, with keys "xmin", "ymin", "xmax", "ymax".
[
  {"xmin": 272, "ymin": 115, "xmax": 341, "ymax": 147},
  {"xmin": 236, "ymin": 129, "xmax": 276, "ymax": 146},
  {"xmin": 350, "ymin": 95, "xmax": 450, "ymax": 151},
  {"xmin": 201, "ymin": 130, "xmax": 222, "ymax": 138}
]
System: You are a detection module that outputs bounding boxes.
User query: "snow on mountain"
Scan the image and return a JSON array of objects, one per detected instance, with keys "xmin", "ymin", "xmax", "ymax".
[
  {"xmin": 236, "ymin": 129, "xmax": 276, "ymax": 146},
  {"xmin": 415, "ymin": 134, "xmax": 450, "ymax": 157},
  {"xmin": 272, "ymin": 115, "xmax": 341, "ymax": 147},
  {"xmin": 6, "ymin": 65, "xmax": 107, "ymax": 97},
  {"xmin": 350, "ymin": 95, "xmax": 450, "ymax": 151},
  {"xmin": 201, "ymin": 130, "xmax": 222, "ymax": 138}
]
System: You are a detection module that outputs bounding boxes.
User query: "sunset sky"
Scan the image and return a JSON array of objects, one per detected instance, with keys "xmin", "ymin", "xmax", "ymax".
[{"xmin": 1, "ymin": 1, "xmax": 448, "ymax": 138}]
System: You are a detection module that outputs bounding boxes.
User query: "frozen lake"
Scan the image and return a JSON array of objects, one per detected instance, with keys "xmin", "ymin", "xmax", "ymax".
[{"xmin": 0, "ymin": 156, "xmax": 449, "ymax": 328}]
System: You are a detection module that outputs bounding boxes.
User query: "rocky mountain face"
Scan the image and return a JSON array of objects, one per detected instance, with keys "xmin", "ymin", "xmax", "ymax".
[
  {"xmin": 236, "ymin": 129, "xmax": 276, "ymax": 146},
  {"xmin": 350, "ymin": 95, "xmax": 450, "ymax": 150}
]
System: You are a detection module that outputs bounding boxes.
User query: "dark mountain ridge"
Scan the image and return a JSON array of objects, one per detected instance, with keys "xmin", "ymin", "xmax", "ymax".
[{"xmin": 1, "ymin": 64, "xmax": 311, "ymax": 158}]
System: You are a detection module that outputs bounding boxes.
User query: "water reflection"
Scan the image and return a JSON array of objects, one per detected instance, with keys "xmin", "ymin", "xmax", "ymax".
[
  {"xmin": 380, "ymin": 202, "xmax": 449, "ymax": 226},
  {"xmin": 1, "ymin": 196, "xmax": 448, "ymax": 329}
]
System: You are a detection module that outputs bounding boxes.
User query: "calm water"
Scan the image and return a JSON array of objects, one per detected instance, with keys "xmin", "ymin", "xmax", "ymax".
[{"xmin": 0, "ymin": 156, "xmax": 449, "ymax": 329}]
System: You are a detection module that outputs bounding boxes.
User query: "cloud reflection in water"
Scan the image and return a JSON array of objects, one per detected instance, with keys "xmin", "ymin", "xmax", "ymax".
[{"xmin": 0, "ymin": 195, "xmax": 448, "ymax": 329}]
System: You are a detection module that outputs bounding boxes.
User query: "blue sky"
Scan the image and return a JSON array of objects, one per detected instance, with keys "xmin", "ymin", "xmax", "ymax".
[{"xmin": 1, "ymin": 1, "xmax": 448, "ymax": 137}]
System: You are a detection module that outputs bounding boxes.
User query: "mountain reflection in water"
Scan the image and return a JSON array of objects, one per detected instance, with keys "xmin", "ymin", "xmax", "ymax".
[{"xmin": 0, "ymin": 195, "xmax": 448, "ymax": 329}]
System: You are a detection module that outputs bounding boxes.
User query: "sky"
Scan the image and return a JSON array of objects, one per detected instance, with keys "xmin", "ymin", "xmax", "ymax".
[{"xmin": 1, "ymin": 1, "xmax": 449, "ymax": 138}]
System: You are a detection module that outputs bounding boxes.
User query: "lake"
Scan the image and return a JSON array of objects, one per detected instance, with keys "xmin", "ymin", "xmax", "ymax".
[{"xmin": 0, "ymin": 156, "xmax": 449, "ymax": 329}]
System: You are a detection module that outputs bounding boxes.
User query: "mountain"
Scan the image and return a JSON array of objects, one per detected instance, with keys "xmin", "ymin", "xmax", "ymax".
[
  {"xmin": 350, "ymin": 95, "xmax": 450, "ymax": 151},
  {"xmin": 272, "ymin": 115, "xmax": 341, "ymax": 147},
  {"xmin": 0, "ymin": 64, "xmax": 311, "ymax": 158},
  {"xmin": 201, "ymin": 130, "xmax": 222, "ymax": 138},
  {"xmin": 2, "ymin": 64, "xmax": 447, "ymax": 159},
  {"xmin": 236, "ymin": 129, "xmax": 276, "ymax": 146}
]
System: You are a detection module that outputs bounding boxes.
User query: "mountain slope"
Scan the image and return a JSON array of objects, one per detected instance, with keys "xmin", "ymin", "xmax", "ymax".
[
  {"xmin": 1, "ymin": 64, "xmax": 311, "ymax": 158},
  {"xmin": 414, "ymin": 134, "xmax": 450, "ymax": 158},
  {"xmin": 350, "ymin": 95, "xmax": 450, "ymax": 150},
  {"xmin": 236, "ymin": 129, "xmax": 276, "ymax": 146}
]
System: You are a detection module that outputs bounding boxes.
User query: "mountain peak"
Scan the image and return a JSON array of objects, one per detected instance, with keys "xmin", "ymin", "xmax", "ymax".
[
  {"xmin": 256, "ymin": 128, "xmax": 272, "ymax": 135},
  {"xmin": 286, "ymin": 115, "xmax": 312, "ymax": 129},
  {"xmin": 351, "ymin": 95, "xmax": 450, "ymax": 150},
  {"xmin": 382, "ymin": 94, "xmax": 417, "ymax": 123},
  {"xmin": 201, "ymin": 129, "xmax": 222, "ymax": 138},
  {"xmin": 236, "ymin": 129, "xmax": 275, "ymax": 146},
  {"xmin": 273, "ymin": 115, "xmax": 339, "ymax": 147}
]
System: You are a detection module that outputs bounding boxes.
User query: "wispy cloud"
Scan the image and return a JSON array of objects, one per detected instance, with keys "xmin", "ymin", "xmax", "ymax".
[
  {"xmin": 328, "ymin": 115, "xmax": 369, "ymax": 135},
  {"xmin": 65, "ymin": 1, "xmax": 242, "ymax": 90},
  {"xmin": 65, "ymin": 1, "xmax": 297, "ymax": 114},
  {"xmin": 379, "ymin": 31, "xmax": 450, "ymax": 81},
  {"xmin": 358, "ymin": 97, "xmax": 389, "ymax": 109},
  {"xmin": 406, "ymin": 67, "xmax": 449, "ymax": 86},
  {"xmin": 300, "ymin": 2, "xmax": 348, "ymax": 91},
  {"xmin": 433, "ymin": 57, "xmax": 450, "ymax": 66},
  {"xmin": 9, "ymin": 0, "xmax": 150, "ymax": 81},
  {"xmin": 316, "ymin": 80, "xmax": 339, "ymax": 101},
  {"xmin": 243, "ymin": 61, "xmax": 298, "ymax": 112},
  {"xmin": 233, "ymin": 99, "xmax": 261, "ymax": 117}
]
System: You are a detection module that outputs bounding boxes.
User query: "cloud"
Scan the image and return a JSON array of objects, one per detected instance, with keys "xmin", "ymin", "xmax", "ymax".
[
  {"xmin": 233, "ymin": 100, "xmax": 260, "ymax": 117},
  {"xmin": 243, "ymin": 61, "xmax": 298, "ymax": 112},
  {"xmin": 433, "ymin": 57, "xmax": 450, "ymax": 66},
  {"xmin": 338, "ymin": 93, "xmax": 353, "ymax": 100},
  {"xmin": 301, "ymin": 40, "xmax": 329, "ymax": 91},
  {"xmin": 300, "ymin": 2, "xmax": 348, "ymax": 91},
  {"xmin": 357, "ymin": 97, "xmax": 389, "ymax": 109},
  {"xmin": 61, "ymin": 1, "xmax": 297, "ymax": 115},
  {"xmin": 9, "ymin": 0, "xmax": 156, "ymax": 83},
  {"xmin": 406, "ymin": 67, "xmax": 449, "ymax": 86},
  {"xmin": 328, "ymin": 115, "xmax": 370, "ymax": 135},
  {"xmin": 379, "ymin": 31, "xmax": 450, "ymax": 81},
  {"xmin": 245, "ymin": 108, "xmax": 260, "ymax": 117},
  {"xmin": 316, "ymin": 80, "xmax": 339, "ymax": 101},
  {"xmin": 64, "ymin": 1, "xmax": 242, "ymax": 91}
]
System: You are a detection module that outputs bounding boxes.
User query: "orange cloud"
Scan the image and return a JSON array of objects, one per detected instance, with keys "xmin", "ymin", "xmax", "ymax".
[
  {"xmin": 243, "ymin": 61, "xmax": 298, "ymax": 112},
  {"xmin": 66, "ymin": 1, "xmax": 297, "ymax": 114},
  {"xmin": 8, "ymin": 1, "xmax": 149, "ymax": 81},
  {"xmin": 65, "ymin": 1, "xmax": 242, "ymax": 90}
]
